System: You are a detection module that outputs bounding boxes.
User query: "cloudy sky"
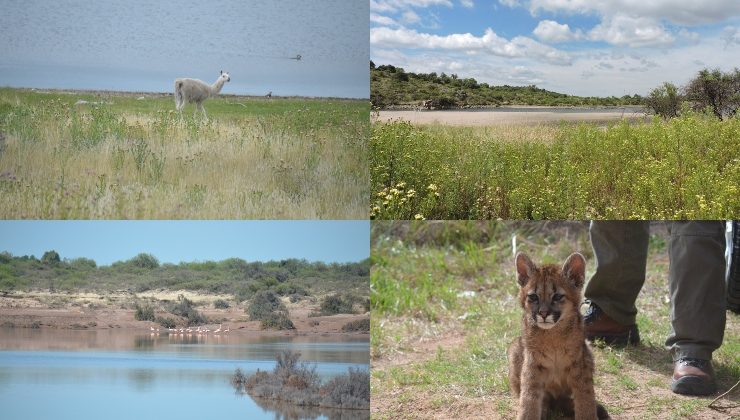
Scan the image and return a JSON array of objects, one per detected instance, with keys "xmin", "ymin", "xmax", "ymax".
[{"xmin": 370, "ymin": 0, "xmax": 740, "ymax": 96}]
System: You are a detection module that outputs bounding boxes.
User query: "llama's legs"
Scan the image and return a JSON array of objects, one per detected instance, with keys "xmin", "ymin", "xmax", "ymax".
[
  {"xmin": 197, "ymin": 102, "xmax": 207, "ymax": 119},
  {"xmin": 176, "ymin": 97, "xmax": 186, "ymax": 114}
]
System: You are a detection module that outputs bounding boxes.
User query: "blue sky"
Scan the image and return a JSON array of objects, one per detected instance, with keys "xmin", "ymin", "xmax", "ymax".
[
  {"xmin": 371, "ymin": 0, "xmax": 740, "ymax": 96},
  {"xmin": 0, "ymin": 221, "xmax": 369, "ymax": 266}
]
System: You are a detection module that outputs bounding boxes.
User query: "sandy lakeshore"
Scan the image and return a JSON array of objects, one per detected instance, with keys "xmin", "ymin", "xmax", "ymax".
[
  {"xmin": 0, "ymin": 290, "xmax": 368, "ymax": 336},
  {"xmin": 375, "ymin": 107, "xmax": 649, "ymax": 126}
]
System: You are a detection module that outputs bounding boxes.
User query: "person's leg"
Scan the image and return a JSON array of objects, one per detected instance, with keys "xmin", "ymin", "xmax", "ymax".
[
  {"xmin": 667, "ymin": 221, "xmax": 726, "ymax": 395},
  {"xmin": 584, "ymin": 221, "xmax": 649, "ymax": 344}
]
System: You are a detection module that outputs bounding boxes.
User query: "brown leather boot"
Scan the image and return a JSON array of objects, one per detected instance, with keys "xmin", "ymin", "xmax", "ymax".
[
  {"xmin": 583, "ymin": 302, "xmax": 640, "ymax": 345},
  {"xmin": 672, "ymin": 358, "xmax": 717, "ymax": 395}
]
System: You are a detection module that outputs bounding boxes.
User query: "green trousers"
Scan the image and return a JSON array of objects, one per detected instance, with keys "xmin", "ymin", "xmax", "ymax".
[{"xmin": 585, "ymin": 221, "xmax": 727, "ymax": 361}]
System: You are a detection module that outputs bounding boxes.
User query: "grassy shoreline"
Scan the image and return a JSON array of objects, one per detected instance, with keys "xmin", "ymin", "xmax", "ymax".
[
  {"xmin": 371, "ymin": 114, "xmax": 740, "ymax": 220},
  {"xmin": 0, "ymin": 87, "xmax": 368, "ymax": 219}
]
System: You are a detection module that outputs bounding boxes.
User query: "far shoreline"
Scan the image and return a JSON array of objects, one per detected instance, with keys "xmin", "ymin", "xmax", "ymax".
[
  {"xmin": 374, "ymin": 107, "xmax": 650, "ymax": 126},
  {"xmin": 0, "ymin": 86, "xmax": 369, "ymax": 102}
]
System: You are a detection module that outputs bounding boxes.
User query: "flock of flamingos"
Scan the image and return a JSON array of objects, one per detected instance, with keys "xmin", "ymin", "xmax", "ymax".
[{"xmin": 149, "ymin": 324, "xmax": 230, "ymax": 336}]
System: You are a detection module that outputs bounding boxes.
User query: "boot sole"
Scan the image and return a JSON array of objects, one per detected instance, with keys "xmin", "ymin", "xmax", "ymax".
[{"xmin": 672, "ymin": 376, "xmax": 716, "ymax": 396}]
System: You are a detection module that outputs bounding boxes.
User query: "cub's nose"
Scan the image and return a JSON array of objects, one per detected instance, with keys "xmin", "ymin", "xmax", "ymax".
[{"xmin": 538, "ymin": 310, "xmax": 549, "ymax": 318}]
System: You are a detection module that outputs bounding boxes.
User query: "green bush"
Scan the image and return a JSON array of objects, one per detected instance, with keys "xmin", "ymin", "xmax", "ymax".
[
  {"xmin": 156, "ymin": 316, "xmax": 176, "ymax": 329},
  {"xmin": 319, "ymin": 294, "xmax": 355, "ymax": 315},
  {"xmin": 341, "ymin": 318, "xmax": 370, "ymax": 332},
  {"xmin": 214, "ymin": 299, "xmax": 230, "ymax": 309},
  {"xmin": 247, "ymin": 290, "xmax": 287, "ymax": 321},
  {"xmin": 260, "ymin": 312, "xmax": 295, "ymax": 330},
  {"xmin": 129, "ymin": 253, "xmax": 159, "ymax": 269},
  {"xmin": 134, "ymin": 302, "xmax": 155, "ymax": 321},
  {"xmin": 168, "ymin": 294, "xmax": 206, "ymax": 326}
]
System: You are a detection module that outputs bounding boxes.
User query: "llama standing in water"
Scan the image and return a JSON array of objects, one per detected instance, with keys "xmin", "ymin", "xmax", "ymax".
[{"xmin": 174, "ymin": 70, "xmax": 230, "ymax": 118}]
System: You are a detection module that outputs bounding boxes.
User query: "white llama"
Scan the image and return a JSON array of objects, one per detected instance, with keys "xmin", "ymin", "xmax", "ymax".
[{"xmin": 174, "ymin": 70, "xmax": 231, "ymax": 118}]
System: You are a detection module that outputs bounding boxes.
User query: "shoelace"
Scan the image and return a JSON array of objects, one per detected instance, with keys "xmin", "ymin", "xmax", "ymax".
[{"xmin": 677, "ymin": 357, "xmax": 708, "ymax": 368}]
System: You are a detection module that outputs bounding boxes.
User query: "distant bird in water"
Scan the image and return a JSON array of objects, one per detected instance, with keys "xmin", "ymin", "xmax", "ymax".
[{"xmin": 290, "ymin": 54, "xmax": 301, "ymax": 61}]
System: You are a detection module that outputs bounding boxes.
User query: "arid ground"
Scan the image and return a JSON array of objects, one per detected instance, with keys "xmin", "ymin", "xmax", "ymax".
[{"xmin": 0, "ymin": 290, "xmax": 368, "ymax": 337}]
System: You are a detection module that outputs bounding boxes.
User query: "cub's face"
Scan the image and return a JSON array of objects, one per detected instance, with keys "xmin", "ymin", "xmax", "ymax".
[{"xmin": 515, "ymin": 253, "xmax": 585, "ymax": 330}]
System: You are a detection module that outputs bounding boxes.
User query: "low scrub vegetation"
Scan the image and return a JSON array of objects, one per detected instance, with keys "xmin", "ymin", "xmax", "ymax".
[
  {"xmin": 133, "ymin": 302, "xmax": 155, "ymax": 321},
  {"xmin": 232, "ymin": 350, "xmax": 369, "ymax": 410},
  {"xmin": 156, "ymin": 316, "xmax": 176, "ymax": 329},
  {"xmin": 319, "ymin": 294, "xmax": 356, "ymax": 315},
  {"xmin": 341, "ymin": 318, "xmax": 370, "ymax": 332},
  {"xmin": 213, "ymin": 299, "xmax": 230, "ymax": 309},
  {"xmin": 247, "ymin": 290, "xmax": 296, "ymax": 330},
  {"xmin": 168, "ymin": 294, "xmax": 206, "ymax": 326},
  {"xmin": 260, "ymin": 312, "xmax": 295, "ymax": 330},
  {"xmin": 0, "ymin": 252, "xmax": 369, "ymax": 300},
  {"xmin": 247, "ymin": 290, "xmax": 287, "ymax": 321},
  {"xmin": 371, "ymin": 62, "xmax": 642, "ymax": 109},
  {"xmin": 371, "ymin": 114, "xmax": 740, "ymax": 219}
]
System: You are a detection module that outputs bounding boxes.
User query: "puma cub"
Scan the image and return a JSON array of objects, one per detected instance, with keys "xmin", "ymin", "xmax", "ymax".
[{"xmin": 508, "ymin": 253, "xmax": 609, "ymax": 420}]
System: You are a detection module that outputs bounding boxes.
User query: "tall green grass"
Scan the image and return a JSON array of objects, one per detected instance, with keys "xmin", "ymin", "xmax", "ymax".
[
  {"xmin": 371, "ymin": 114, "xmax": 739, "ymax": 219},
  {"xmin": 0, "ymin": 88, "xmax": 368, "ymax": 219}
]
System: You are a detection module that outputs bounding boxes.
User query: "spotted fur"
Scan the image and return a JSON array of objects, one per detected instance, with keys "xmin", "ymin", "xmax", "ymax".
[{"xmin": 507, "ymin": 253, "xmax": 609, "ymax": 420}]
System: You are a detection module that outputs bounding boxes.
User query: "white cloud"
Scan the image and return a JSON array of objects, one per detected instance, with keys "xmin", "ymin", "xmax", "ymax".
[
  {"xmin": 370, "ymin": 0, "xmax": 453, "ymax": 13},
  {"xmin": 402, "ymin": 10, "xmax": 421, "ymax": 24},
  {"xmin": 533, "ymin": 20, "xmax": 583, "ymax": 43},
  {"xmin": 371, "ymin": 26, "xmax": 572, "ymax": 64},
  {"xmin": 588, "ymin": 14, "xmax": 675, "ymax": 47},
  {"xmin": 460, "ymin": 0, "xmax": 474, "ymax": 8},
  {"xmin": 678, "ymin": 28, "xmax": 700, "ymax": 43},
  {"xmin": 527, "ymin": 0, "xmax": 740, "ymax": 26},
  {"xmin": 371, "ymin": 13, "xmax": 399, "ymax": 26},
  {"xmin": 498, "ymin": 0, "xmax": 520, "ymax": 7},
  {"xmin": 722, "ymin": 26, "xmax": 740, "ymax": 48}
]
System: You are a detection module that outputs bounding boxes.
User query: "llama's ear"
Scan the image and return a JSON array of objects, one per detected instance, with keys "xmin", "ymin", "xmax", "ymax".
[
  {"xmin": 220, "ymin": 70, "xmax": 223, "ymax": 75},
  {"xmin": 515, "ymin": 253, "xmax": 536, "ymax": 287},
  {"xmin": 562, "ymin": 253, "xmax": 586, "ymax": 289}
]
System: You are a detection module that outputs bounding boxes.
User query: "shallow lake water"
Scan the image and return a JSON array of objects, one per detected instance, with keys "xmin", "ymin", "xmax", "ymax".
[
  {"xmin": 0, "ymin": 328, "xmax": 369, "ymax": 420},
  {"xmin": 0, "ymin": 0, "xmax": 369, "ymax": 98}
]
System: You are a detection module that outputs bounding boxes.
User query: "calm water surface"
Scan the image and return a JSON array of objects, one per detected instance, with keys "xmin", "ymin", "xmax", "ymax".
[
  {"xmin": 0, "ymin": 0, "xmax": 369, "ymax": 98},
  {"xmin": 0, "ymin": 328, "xmax": 369, "ymax": 420}
]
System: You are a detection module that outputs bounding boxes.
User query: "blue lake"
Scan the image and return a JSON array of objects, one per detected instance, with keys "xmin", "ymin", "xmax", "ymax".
[
  {"xmin": 0, "ymin": 0, "xmax": 369, "ymax": 98},
  {"xmin": 0, "ymin": 328, "xmax": 369, "ymax": 420}
]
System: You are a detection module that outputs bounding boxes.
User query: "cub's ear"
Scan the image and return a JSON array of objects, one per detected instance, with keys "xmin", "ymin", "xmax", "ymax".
[
  {"xmin": 515, "ymin": 253, "xmax": 536, "ymax": 287},
  {"xmin": 562, "ymin": 253, "xmax": 586, "ymax": 289}
]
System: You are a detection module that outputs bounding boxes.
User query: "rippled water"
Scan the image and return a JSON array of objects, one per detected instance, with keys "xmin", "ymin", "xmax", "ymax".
[
  {"xmin": 0, "ymin": 0, "xmax": 369, "ymax": 98},
  {"xmin": 0, "ymin": 328, "xmax": 369, "ymax": 420}
]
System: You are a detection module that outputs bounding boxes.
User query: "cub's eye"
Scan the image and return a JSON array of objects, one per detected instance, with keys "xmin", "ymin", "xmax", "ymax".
[
  {"xmin": 527, "ymin": 293, "xmax": 539, "ymax": 302},
  {"xmin": 552, "ymin": 293, "xmax": 564, "ymax": 302}
]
